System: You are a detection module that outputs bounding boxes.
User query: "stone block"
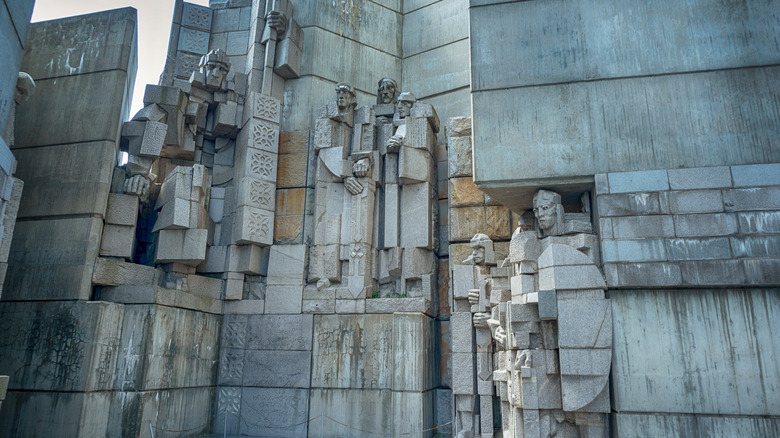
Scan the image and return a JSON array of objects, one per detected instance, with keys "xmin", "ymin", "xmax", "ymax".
[
  {"xmin": 446, "ymin": 116, "xmax": 472, "ymax": 138},
  {"xmin": 228, "ymin": 244, "xmax": 268, "ymax": 274},
  {"xmin": 237, "ymin": 176, "xmax": 275, "ymax": 211},
  {"xmin": 155, "ymin": 229, "xmax": 208, "ymax": 266},
  {"xmin": 238, "ymin": 388, "xmax": 309, "ymax": 437},
  {"xmin": 336, "ymin": 299, "xmax": 366, "ymax": 313},
  {"xmin": 557, "ymin": 299, "xmax": 612, "ymax": 349},
  {"xmin": 302, "ymin": 299, "xmax": 336, "ymax": 313},
  {"xmin": 668, "ymin": 166, "xmax": 732, "ymax": 190},
  {"xmin": 666, "ymin": 189, "xmax": 724, "ymax": 214},
  {"xmin": 540, "ymin": 264, "xmax": 606, "ymax": 290},
  {"xmin": 597, "ymin": 192, "xmax": 663, "ymax": 217},
  {"xmin": 450, "ymin": 312, "xmax": 474, "ymax": 353},
  {"xmin": 266, "ymin": 244, "xmax": 307, "ymax": 285},
  {"xmin": 92, "ymin": 257, "xmax": 160, "ymax": 286},
  {"xmin": 236, "ymin": 145, "xmax": 278, "ymax": 183},
  {"xmin": 153, "ymin": 197, "xmax": 191, "ymax": 231},
  {"xmin": 452, "ymin": 265, "xmax": 476, "ymax": 299},
  {"xmin": 393, "ymin": 313, "xmax": 436, "ymax": 391},
  {"xmin": 238, "ymin": 117, "xmax": 280, "ymax": 153},
  {"xmin": 308, "ymin": 244, "xmax": 341, "ymax": 282},
  {"xmin": 99, "ymin": 224, "xmax": 136, "ymax": 259},
  {"xmin": 731, "ymin": 163, "xmax": 780, "ymax": 188},
  {"xmin": 185, "ymin": 274, "xmax": 223, "ymax": 299},
  {"xmin": 276, "ymin": 153, "xmax": 307, "ymax": 188},
  {"xmin": 674, "ymin": 213, "xmax": 737, "ymax": 237},
  {"xmin": 13, "ymin": 141, "xmax": 116, "ymax": 218},
  {"xmin": 485, "ymin": 205, "xmax": 512, "ymax": 240},
  {"xmin": 611, "ymin": 215, "xmax": 675, "ymax": 239},
  {"xmin": 199, "ymin": 245, "xmax": 228, "ymax": 273},
  {"xmin": 723, "ymin": 187, "xmax": 780, "ymax": 212},
  {"xmin": 448, "ymin": 136, "xmax": 473, "ymax": 178},
  {"xmin": 602, "ymin": 239, "xmax": 667, "ymax": 263},
  {"xmin": 233, "ymin": 205, "xmax": 274, "ymax": 245},
  {"xmin": 452, "ymin": 352, "xmax": 475, "ymax": 395},
  {"xmin": 400, "ymin": 182, "xmax": 433, "ymax": 249},
  {"xmin": 679, "ymin": 260, "xmax": 747, "ymax": 286},
  {"xmin": 242, "ymin": 350, "xmax": 312, "ymax": 388},
  {"xmin": 607, "ymin": 170, "xmax": 669, "ymax": 194},
  {"xmin": 666, "ymin": 237, "xmax": 732, "ymax": 261},
  {"xmin": 450, "ymin": 177, "xmax": 483, "ymax": 207},
  {"xmin": 383, "ymin": 183, "xmax": 400, "ymax": 248},
  {"xmin": 379, "ymin": 247, "xmax": 403, "ymax": 282},
  {"xmin": 311, "ymin": 314, "xmax": 393, "ymax": 389},
  {"xmin": 614, "ymin": 413, "xmax": 780, "ymax": 438},
  {"xmin": 399, "ymin": 147, "xmax": 432, "ymax": 183},
  {"xmin": 509, "ymin": 230, "xmax": 541, "ymax": 263},
  {"xmin": 364, "ymin": 297, "xmax": 433, "ymax": 316},
  {"xmin": 264, "ymin": 285, "xmax": 303, "ymax": 314},
  {"xmin": 105, "ymin": 193, "xmax": 139, "ymax": 226},
  {"xmin": 5, "ymin": 217, "xmax": 104, "ymax": 300},
  {"xmin": 737, "ymin": 211, "xmax": 780, "ymax": 234},
  {"xmin": 612, "ymin": 262, "xmax": 682, "ymax": 287},
  {"xmin": 307, "ymin": 389, "xmax": 392, "ymax": 437},
  {"xmin": 450, "ymin": 206, "xmax": 485, "ymax": 242},
  {"xmin": 559, "ymin": 349, "xmax": 612, "ymax": 377},
  {"xmin": 538, "ymin": 289, "xmax": 557, "ymax": 320}
]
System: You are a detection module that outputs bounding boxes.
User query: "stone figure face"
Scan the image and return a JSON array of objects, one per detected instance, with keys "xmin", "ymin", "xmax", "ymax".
[
  {"xmin": 395, "ymin": 92, "xmax": 416, "ymax": 119},
  {"xmin": 204, "ymin": 61, "xmax": 228, "ymax": 85},
  {"xmin": 335, "ymin": 83, "xmax": 356, "ymax": 111},
  {"xmin": 533, "ymin": 190, "xmax": 561, "ymax": 232},
  {"xmin": 397, "ymin": 100, "xmax": 412, "ymax": 118},
  {"xmin": 471, "ymin": 246, "xmax": 485, "ymax": 265},
  {"xmin": 378, "ymin": 79, "xmax": 397, "ymax": 104}
]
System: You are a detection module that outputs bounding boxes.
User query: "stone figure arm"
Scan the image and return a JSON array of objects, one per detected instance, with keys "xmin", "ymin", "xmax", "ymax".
[
  {"xmin": 468, "ymin": 288, "xmax": 480, "ymax": 305},
  {"xmin": 265, "ymin": 10, "xmax": 287, "ymax": 35}
]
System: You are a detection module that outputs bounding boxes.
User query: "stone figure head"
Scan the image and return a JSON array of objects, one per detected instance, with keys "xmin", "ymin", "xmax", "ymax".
[
  {"xmin": 463, "ymin": 233, "xmax": 495, "ymax": 265},
  {"xmin": 395, "ymin": 92, "xmax": 416, "ymax": 118},
  {"xmin": 14, "ymin": 72, "xmax": 35, "ymax": 105},
  {"xmin": 377, "ymin": 78, "xmax": 399, "ymax": 104},
  {"xmin": 533, "ymin": 189, "xmax": 564, "ymax": 237},
  {"xmin": 335, "ymin": 83, "xmax": 357, "ymax": 111},
  {"xmin": 200, "ymin": 49, "xmax": 231, "ymax": 90}
]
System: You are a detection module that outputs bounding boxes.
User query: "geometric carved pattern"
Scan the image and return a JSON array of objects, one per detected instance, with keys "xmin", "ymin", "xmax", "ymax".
[
  {"xmin": 218, "ymin": 387, "xmax": 241, "ymax": 415},
  {"xmin": 182, "ymin": 4, "xmax": 212, "ymax": 31},
  {"xmin": 221, "ymin": 351, "xmax": 244, "ymax": 381},
  {"xmin": 224, "ymin": 320, "xmax": 247, "ymax": 349},
  {"xmin": 248, "ymin": 149, "xmax": 276, "ymax": 181},
  {"xmin": 249, "ymin": 179, "xmax": 274, "ymax": 210},
  {"xmin": 174, "ymin": 52, "xmax": 201, "ymax": 79},
  {"xmin": 252, "ymin": 94, "xmax": 281, "ymax": 123},
  {"xmin": 179, "ymin": 28, "xmax": 209, "ymax": 55},
  {"xmin": 251, "ymin": 121, "xmax": 278, "ymax": 153},
  {"xmin": 247, "ymin": 210, "xmax": 272, "ymax": 241}
]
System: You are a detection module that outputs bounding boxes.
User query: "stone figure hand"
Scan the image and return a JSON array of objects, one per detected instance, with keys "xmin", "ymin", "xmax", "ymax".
[
  {"xmin": 124, "ymin": 174, "xmax": 150, "ymax": 202},
  {"xmin": 344, "ymin": 177, "xmax": 363, "ymax": 195},
  {"xmin": 468, "ymin": 289, "xmax": 480, "ymax": 305},
  {"xmin": 493, "ymin": 326, "xmax": 506, "ymax": 348},
  {"xmin": 386, "ymin": 134, "xmax": 402, "ymax": 152},
  {"xmin": 265, "ymin": 10, "xmax": 287, "ymax": 35},
  {"xmin": 352, "ymin": 158, "xmax": 370, "ymax": 178},
  {"xmin": 473, "ymin": 312, "xmax": 489, "ymax": 328}
]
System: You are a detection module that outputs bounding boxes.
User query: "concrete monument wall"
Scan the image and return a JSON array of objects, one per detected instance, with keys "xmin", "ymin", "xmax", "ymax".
[{"xmin": 469, "ymin": 0, "xmax": 780, "ymax": 211}]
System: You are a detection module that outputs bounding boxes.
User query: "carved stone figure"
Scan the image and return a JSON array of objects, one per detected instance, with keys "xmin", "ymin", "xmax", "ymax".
[
  {"xmin": 463, "ymin": 233, "xmax": 495, "ymax": 266},
  {"xmin": 377, "ymin": 77, "xmax": 399, "ymax": 105}
]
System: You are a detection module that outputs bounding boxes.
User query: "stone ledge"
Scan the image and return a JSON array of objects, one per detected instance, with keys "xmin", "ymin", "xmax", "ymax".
[
  {"xmin": 365, "ymin": 297, "xmax": 433, "ymax": 316},
  {"xmin": 100, "ymin": 285, "xmax": 222, "ymax": 314}
]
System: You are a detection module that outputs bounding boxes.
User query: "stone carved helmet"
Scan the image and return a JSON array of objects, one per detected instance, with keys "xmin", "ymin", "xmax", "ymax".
[
  {"xmin": 335, "ymin": 82, "xmax": 356, "ymax": 111},
  {"xmin": 533, "ymin": 189, "xmax": 565, "ymax": 237},
  {"xmin": 377, "ymin": 77, "xmax": 399, "ymax": 104},
  {"xmin": 395, "ymin": 91, "xmax": 416, "ymax": 118},
  {"xmin": 465, "ymin": 233, "xmax": 495, "ymax": 265}
]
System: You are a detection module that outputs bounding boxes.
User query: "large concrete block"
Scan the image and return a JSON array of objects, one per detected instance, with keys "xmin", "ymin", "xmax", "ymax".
[
  {"xmin": 238, "ymin": 387, "xmax": 309, "ymax": 437},
  {"xmin": 308, "ymin": 388, "xmax": 392, "ymax": 437},
  {"xmin": 611, "ymin": 215, "xmax": 674, "ymax": 239},
  {"xmin": 5, "ymin": 217, "xmax": 103, "ymax": 300},
  {"xmin": 393, "ymin": 312, "xmax": 436, "ymax": 391},
  {"xmin": 311, "ymin": 314, "xmax": 394, "ymax": 389},
  {"xmin": 242, "ymin": 350, "xmax": 312, "ymax": 388},
  {"xmin": 155, "ymin": 228, "xmax": 208, "ymax": 265},
  {"xmin": 245, "ymin": 314, "xmax": 314, "ymax": 351},
  {"xmin": 611, "ymin": 288, "xmax": 780, "ymax": 415},
  {"xmin": 13, "ymin": 141, "xmax": 116, "ymax": 218},
  {"xmin": 557, "ymin": 299, "xmax": 611, "ymax": 349},
  {"xmin": 266, "ymin": 244, "xmax": 307, "ymax": 285},
  {"xmin": 403, "ymin": 38, "xmax": 470, "ymax": 99},
  {"xmin": 0, "ymin": 301, "xmax": 123, "ymax": 392},
  {"xmin": 614, "ymin": 413, "xmax": 780, "ymax": 438},
  {"xmin": 668, "ymin": 166, "xmax": 732, "ymax": 190},
  {"xmin": 731, "ymin": 163, "xmax": 780, "ymax": 188}
]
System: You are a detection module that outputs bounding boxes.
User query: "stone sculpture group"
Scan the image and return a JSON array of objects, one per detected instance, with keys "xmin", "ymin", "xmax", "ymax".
[{"xmin": 453, "ymin": 188, "xmax": 612, "ymax": 437}]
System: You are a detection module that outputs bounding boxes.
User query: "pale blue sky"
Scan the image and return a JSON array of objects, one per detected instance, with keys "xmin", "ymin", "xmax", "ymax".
[{"xmin": 32, "ymin": 0, "xmax": 210, "ymax": 117}]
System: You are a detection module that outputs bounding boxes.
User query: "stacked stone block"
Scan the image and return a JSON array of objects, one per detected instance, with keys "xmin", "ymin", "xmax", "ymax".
[{"xmin": 596, "ymin": 164, "xmax": 780, "ymax": 288}]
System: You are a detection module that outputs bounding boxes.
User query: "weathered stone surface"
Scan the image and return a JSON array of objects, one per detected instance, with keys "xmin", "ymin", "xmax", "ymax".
[
  {"xmin": 155, "ymin": 228, "xmax": 208, "ymax": 266},
  {"xmin": 264, "ymin": 285, "xmax": 303, "ymax": 314},
  {"xmin": 105, "ymin": 193, "xmax": 139, "ymax": 226},
  {"xmin": 557, "ymin": 299, "xmax": 611, "ymax": 349},
  {"xmin": 611, "ymin": 288, "xmax": 780, "ymax": 415},
  {"xmin": 311, "ymin": 314, "xmax": 394, "ymax": 389},
  {"xmin": 238, "ymin": 387, "xmax": 309, "ymax": 437},
  {"xmin": 364, "ymin": 297, "xmax": 433, "ymax": 316},
  {"xmin": 6, "ymin": 217, "xmax": 104, "ymax": 300},
  {"xmin": 242, "ymin": 350, "xmax": 312, "ymax": 388},
  {"xmin": 308, "ymin": 389, "xmax": 392, "ymax": 437},
  {"xmin": 668, "ymin": 166, "xmax": 732, "ymax": 190},
  {"xmin": 99, "ymin": 224, "xmax": 136, "ymax": 259},
  {"xmin": 244, "ymin": 314, "xmax": 313, "ymax": 351},
  {"xmin": 101, "ymin": 285, "xmax": 222, "ymax": 314},
  {"xmin": 393, "ymin": 313, "xmax": 436, "ymax": 391},
  {"xmin": 450, "ymin": 177, "xmax": 483, "ymax": 206}
]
